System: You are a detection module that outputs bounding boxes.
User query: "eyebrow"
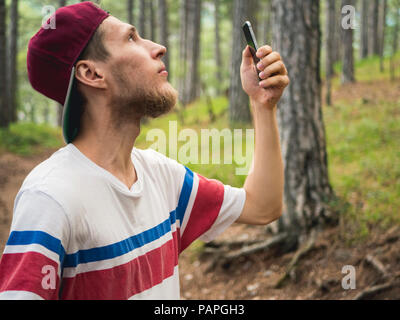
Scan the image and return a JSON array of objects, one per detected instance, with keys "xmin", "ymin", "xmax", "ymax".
[{"xmin": 126, "ymin": 26, "xmax": 137, "ymax": 36}]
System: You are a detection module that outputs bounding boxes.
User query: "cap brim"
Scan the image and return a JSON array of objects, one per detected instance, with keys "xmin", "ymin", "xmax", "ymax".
[{"xmin": 62, "ymin": 66, "xmax": 82, "ymax": 144}]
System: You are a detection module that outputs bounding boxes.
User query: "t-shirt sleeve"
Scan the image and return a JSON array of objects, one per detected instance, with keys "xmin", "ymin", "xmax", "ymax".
[
  {"xmin": 175, "ymin": 166, "xmax": 246, "ymax": 253},
  {"xmin": 0, "ymin": 189, "xmax": 70, "ymax": 300}
]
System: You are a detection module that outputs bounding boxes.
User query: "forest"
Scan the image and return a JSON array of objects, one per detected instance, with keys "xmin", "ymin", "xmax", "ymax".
[{"xmin": 0, "ymin": 0, "xmax": 399, "ymax": 300}]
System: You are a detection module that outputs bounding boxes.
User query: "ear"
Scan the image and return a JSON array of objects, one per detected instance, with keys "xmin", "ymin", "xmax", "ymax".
[{"xmin": 75, "ymin": 60, "xmax": 107, "ymax": 89}]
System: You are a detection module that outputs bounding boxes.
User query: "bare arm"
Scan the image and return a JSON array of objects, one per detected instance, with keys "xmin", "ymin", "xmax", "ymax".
[{"xmin": 236, "ymin": 46, "xmax": 289, "ymax": 225}]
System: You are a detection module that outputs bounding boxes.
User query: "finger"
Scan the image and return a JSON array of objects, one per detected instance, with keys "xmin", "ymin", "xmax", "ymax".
[
  {"xmin": 257, "ymin": 51, "xmax": 281, "ymax": 70},
  {"xmin": 259, "ymin": 61, "xmax": 287, "ymax": 79},
  {"xmin": 259, "ymin": 75, "xmax": 290, "ymax": 88},
  {"xmin": 242, "ymin": 46, "xmax": 254, "ymax": 67},
  {"xmin": 242, "ymin": 45, "xmax": 252, "ymax": 58},
  {"xmin": 256, "ymin": 45, "xmax": 273, "ymax": 59}
]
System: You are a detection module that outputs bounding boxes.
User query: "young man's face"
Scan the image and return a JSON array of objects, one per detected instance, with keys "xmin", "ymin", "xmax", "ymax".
[{"xmin": 99, "ymin": 16, "xmax": 178, "ymax": 125}]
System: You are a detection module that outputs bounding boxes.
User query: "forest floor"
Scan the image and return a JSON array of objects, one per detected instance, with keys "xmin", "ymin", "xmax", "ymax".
[
  {"xmin": 177, "ymin": 76, "xmax": 400, "ymax": 300},
  {"xmin": 0, "ymin": 76, "xmax": 399, "ymax": 300}
]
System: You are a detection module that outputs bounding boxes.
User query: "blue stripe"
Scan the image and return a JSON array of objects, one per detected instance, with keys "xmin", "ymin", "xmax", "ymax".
[
  {"xmin": 6, "ymin": 230, "xmax": 66, "ymax": 264},
  {"xmin": 176, "ymin": 167, "xmax": 194, "ymax": 224},
  {"xmin": 63, "ymin": 210, "xmax": 177, "ymax": 268},
  {"xmin": 7, "ymin": 169, "xmax": 194, "ymax": 269}
]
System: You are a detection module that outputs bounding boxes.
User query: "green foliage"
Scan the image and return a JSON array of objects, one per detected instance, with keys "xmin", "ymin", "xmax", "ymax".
[
  {"xmin": 325, "ymin": 57, "xmax": 400, "ymax": 244},
  {"xmin": 0, "ymin": 122, "xmax": 63, "ymax": 156}
]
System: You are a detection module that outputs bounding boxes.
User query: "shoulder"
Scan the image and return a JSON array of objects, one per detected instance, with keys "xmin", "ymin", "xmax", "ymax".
[
  {"xmin": 21, "ymin": 145, "xmax": 75, "ymax": 190},
  {"xmin": 17, "ymin": 145, "xmax": 87, "ymax": 217}
]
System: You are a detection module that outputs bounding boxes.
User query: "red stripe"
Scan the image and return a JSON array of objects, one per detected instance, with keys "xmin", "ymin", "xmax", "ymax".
[
  {"xmin": 180, "ymin": 173, "xmax": 224, "ymax": 253},
  {"xmin": 61, "ymin": 231, "xmax": 179, "ymax": 300},
  {"xmin": 0, "ymin": 252, "xmax": 60, "ymax": 299}
]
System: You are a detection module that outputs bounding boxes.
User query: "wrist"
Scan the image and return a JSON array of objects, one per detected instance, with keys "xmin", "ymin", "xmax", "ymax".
[
  {"xmin": 250, "ymin": 99, "xmax": 277, "ymax": 113},
  {"xmin": 250, "ymin": 100, "xmax": 277, "ymax": 118}
]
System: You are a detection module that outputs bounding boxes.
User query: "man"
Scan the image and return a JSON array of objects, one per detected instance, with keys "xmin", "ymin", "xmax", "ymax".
[{"xmin": 0, "ymin": 2, "xmax": 289, "ymax": 299}]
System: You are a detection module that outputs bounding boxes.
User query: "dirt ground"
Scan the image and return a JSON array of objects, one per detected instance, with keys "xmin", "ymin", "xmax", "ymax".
[
  {"xmin": 179, "ymin": 223, "xmax": 400, "ymax": 300},
  {"xmin": 0, "ymin": 147, "xmax": 399, "ymax": 300}
]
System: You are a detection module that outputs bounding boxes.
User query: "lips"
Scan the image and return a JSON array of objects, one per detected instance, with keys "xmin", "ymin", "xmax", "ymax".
[
  {"xmin": 158, "ymin": 65, "xmax": 168, "ymax": 77},
  {"xmin": 158, "ymin": 65, "xmax": 166, "ymax": 73}
]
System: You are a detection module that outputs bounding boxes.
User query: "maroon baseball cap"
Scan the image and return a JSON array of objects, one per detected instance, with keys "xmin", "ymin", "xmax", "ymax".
[{"xmin": 27, "ymin": 1, "xmax": 109, "ymax": 144}]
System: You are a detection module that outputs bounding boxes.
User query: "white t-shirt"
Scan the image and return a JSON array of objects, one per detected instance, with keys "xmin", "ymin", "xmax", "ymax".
[{"xmin": 0, "ymin": 144, "xmax": 246, "ymax": 300}]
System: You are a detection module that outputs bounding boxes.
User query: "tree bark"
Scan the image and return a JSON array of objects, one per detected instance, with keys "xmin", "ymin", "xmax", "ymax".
[
  {"xmin": 393, "ymin": 1, "xmax": 400, "ymax": 55},
  {"xmin": 390, "ymin": 0, "xmax": 400, "ymax": 81},
  {"xmin": 228, "ymin": 0, "xmax": 253, "ymax": 126},
  {"xmin": 0, "ymin": 0, "xmax": 8, "ymax": 128},
  {"xmin": 178, "ymin": 0, "xmax": 188, "ymax": 106},
  {"xmin": 261, "ymin": 0, "xmax": 272, "ymax": 45},
  {"xmin": 8, "ymin": 0, "xmax": 18, "ymax": 123},
  {"xmin": 214, "ymin": 0, "xmax": 222, "ymax": 95},
  {"xmin": 127, "ymin": 0, "xmax": 134, "ymax": 26},
  {"xmin": 184, "ymin": 0, "xmax": 202, "ymax": 105},
  {"xmin": 378, "ymin": 0, "xmax": 387, "ymax": 72},
  {"xmin": 325, "ymin": 0, "xmax": 336, "ymax": 105},
  {"xmin": 158, "ymin": 0, "xmax": 170, "ymax": 79},
  {"xmin": 139, "ymin": 0, "xmax": 146, "ymax": 39},
  {"xmin": 341, "ymin": 0, "xmax": 355, "ymax": 84},
  {"xmin": 271, "ymin": 0, "xmax": 335, "ymax": 233},
  {"xmin": 332, "ymin": 0, "xmax": 342, "ymax": 65},
  {"xmin": 360, "ymin": 0, "xmax": 369, "ymax": 59},
  {"xmin": 368, "ymin": 0, "xmax": 380, "ymax": 56},
  {"xmin": 149, "ymin": 0, "xmax": 155, "ymax": 42}
]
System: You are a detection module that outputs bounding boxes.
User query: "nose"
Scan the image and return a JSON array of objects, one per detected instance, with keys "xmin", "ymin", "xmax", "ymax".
[{"xmin": 152, "ymin": 42, "xmax": 166, "ymax": 60}]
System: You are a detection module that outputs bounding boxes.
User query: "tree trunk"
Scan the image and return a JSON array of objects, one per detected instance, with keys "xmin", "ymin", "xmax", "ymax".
[
  {"xmin": 360, "ymin": 0, "xmax": 369, "ymax": 59},
  {"xmin": 228, "ymin": 0, "xmax": 253, "ymax": 126},
  {"xmin": 43, "ymin": 105, "xmax": 50, "ymax": 124},
  {"xmin": 0, "ymin": 0, "xmax": 8, "ymax": 128},
  {"xmin": 368, "ymin": 0, "xmax": 380, "ymax": 56},
  {"xmin": 127, "ymin": 0, "xmax": 134, "ymax": 25},
  {"xmin": 271, "ymin": 0, "xmax": 335, "ymax": 234},
  {"xmin": 261, "ymin": 0, "xmax": 272, "ymax": 45},
  {"xmin": 8, "ymin": 0, "xmax": 18, "ymax": 123},
  {"xmin": 214, "ymin": 0, "xmax": 222, "ymax": 95},
  {"xmin": 341, "ymin": 0, "xmax": 355, "ymax": 84},
  {"xmin": 184, "ymin": 0, "xmax": 202, "ymax": 105},
  {"xmin": 325, "ymin": 0, "xmax": 336, "ymax": 106},
  {"xmin": 390, "ymin": 0, "xmax": 400, "ymax": 81},
  {"xmin": 178, "ymin": 0, "xmax": 188, "ymax": 106},
  {"xmin": 248, "ymin": 0, "xmax": 258, "ymax": 40},
  {"xmin": 149, "ymin": 0, "xmax": 155, "ymax": 42},
  {"xmin": 139, "ymin": 0, "xmax": 146, "ymax": 38},
  {"xmin": 393, "ymin": 1, "xmax": 400, "ymax": 55},
  {"xmin": 378, "ymin": 0, "xmax": 387, "ymax": 72},
  {"xmin": 158, "ymin": 0, "xmax": 170, "ymax": 79},
  {"xmin": 332, "ymin": 0, "xmax": 342, "ymax": 66}
]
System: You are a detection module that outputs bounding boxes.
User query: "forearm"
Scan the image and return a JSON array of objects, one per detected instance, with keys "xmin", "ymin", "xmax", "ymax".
[{"xmin": 243, "ymin": 101, "xmax": 284, "ymax": 222}]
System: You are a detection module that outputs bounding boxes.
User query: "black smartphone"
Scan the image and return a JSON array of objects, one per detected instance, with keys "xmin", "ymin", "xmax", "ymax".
[{"xmin": 242, "ymin": 21, "xmax": 261, "ymax": 79}]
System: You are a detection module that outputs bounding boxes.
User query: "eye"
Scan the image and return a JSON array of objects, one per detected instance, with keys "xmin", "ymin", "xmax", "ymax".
[{"xmin": 128, "ymin": 33, "xmax": 137, "ymax": 42}]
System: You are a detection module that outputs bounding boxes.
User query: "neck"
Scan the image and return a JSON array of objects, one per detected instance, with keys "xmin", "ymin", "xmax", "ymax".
[{"xmin": 72, "ymin": 104, "xmax": 142, "ymax": 189}]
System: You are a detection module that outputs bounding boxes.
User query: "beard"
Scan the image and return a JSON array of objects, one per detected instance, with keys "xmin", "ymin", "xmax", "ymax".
[{"xmin": 110, "ymin": 65, "xmax": 178, "ymax": 127}]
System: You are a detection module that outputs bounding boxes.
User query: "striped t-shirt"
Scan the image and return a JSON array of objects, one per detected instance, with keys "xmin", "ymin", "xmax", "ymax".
[{"xmin": 0, "ymin": 144, "xmax": 246, "ymax": 300}]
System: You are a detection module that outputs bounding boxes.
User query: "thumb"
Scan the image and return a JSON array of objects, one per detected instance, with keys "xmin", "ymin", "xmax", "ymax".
[{"xmin": 242, "ymin": 45, "xmax": 254, "ymax": 67}]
